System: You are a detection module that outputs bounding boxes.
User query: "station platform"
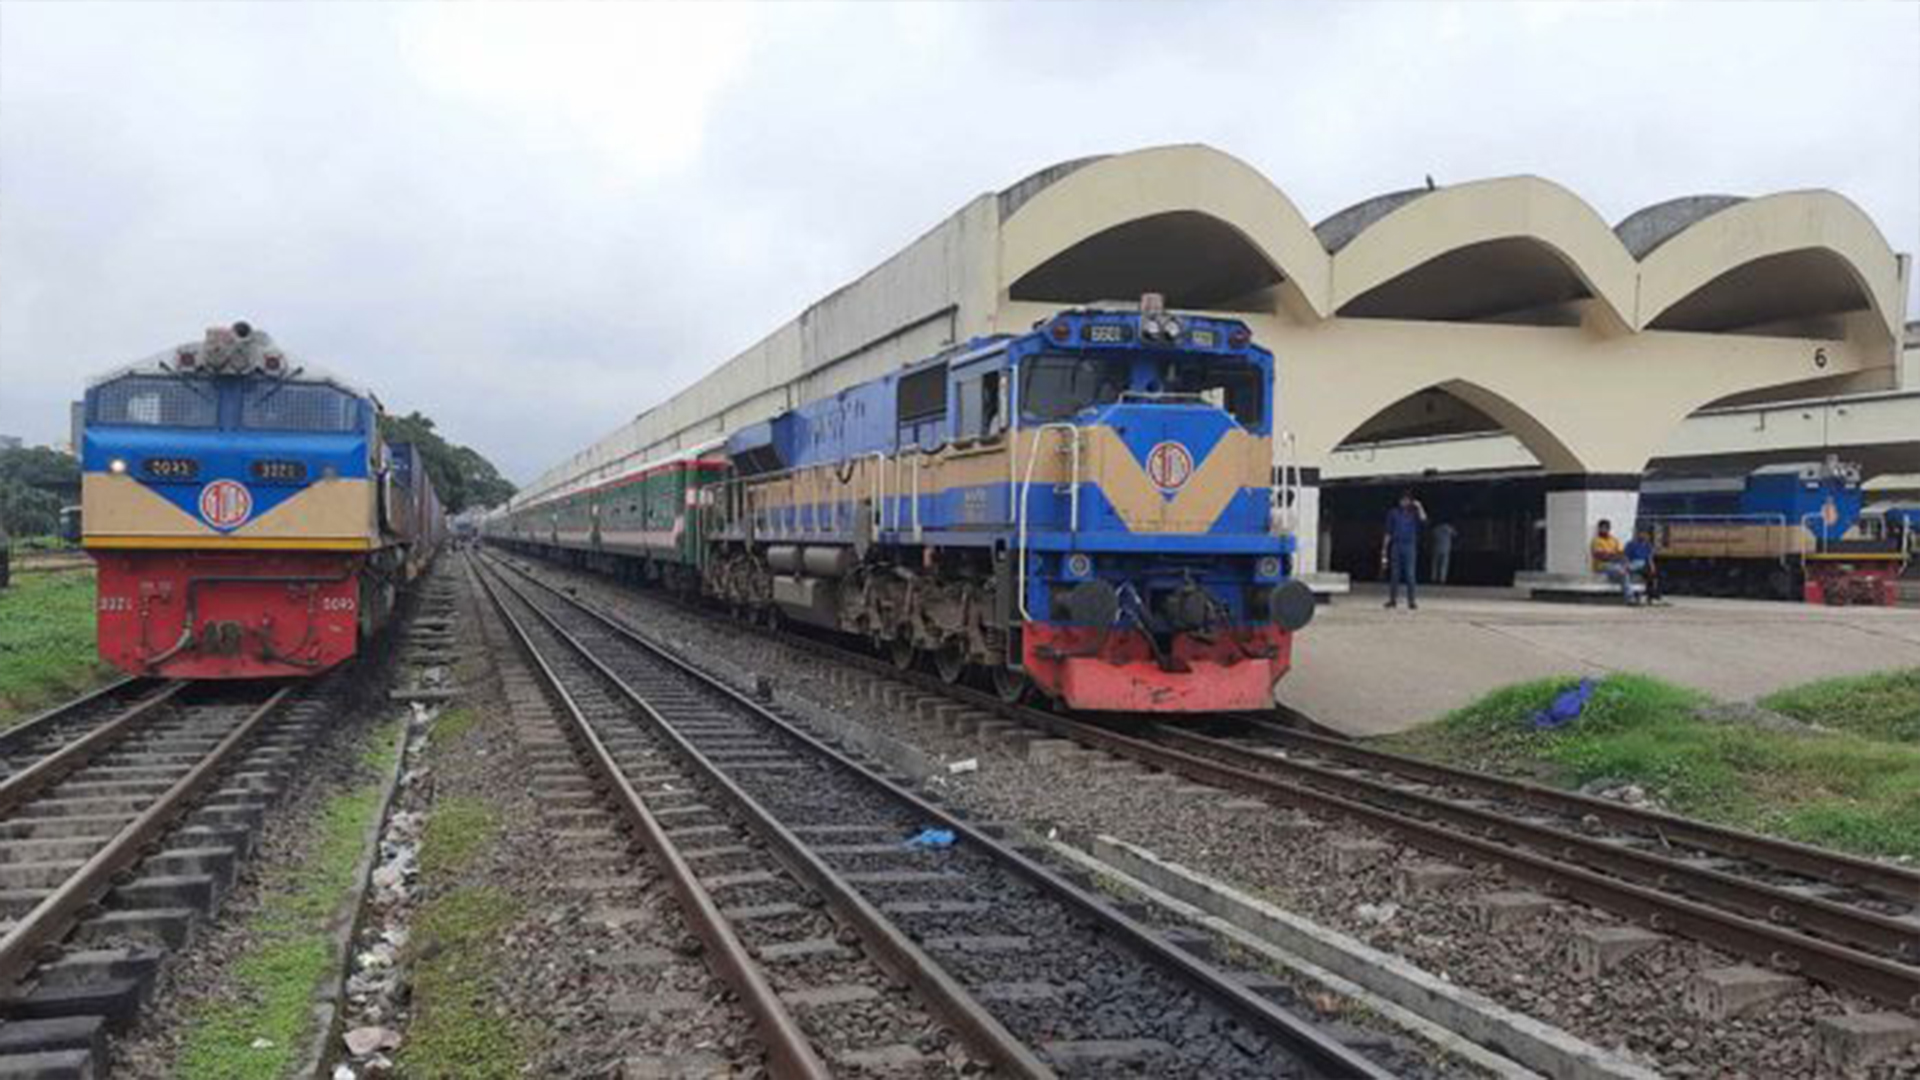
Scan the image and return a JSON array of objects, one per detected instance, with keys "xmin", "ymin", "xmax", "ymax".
[{"xmin": 1276, "ymin": 583, "xmax": 1920, "ymax": 737}]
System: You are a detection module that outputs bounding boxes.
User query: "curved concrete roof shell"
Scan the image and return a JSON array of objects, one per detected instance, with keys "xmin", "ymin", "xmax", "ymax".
[
  {"xmin": 514, "ymin": 143, "xmax": 1908, "ymax": 509},
  {"xmin": 999, "ymin": 145, "xmax": 1905, "ymax": 341}
]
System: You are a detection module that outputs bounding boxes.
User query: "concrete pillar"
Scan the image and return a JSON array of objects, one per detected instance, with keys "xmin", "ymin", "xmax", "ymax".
[
  {"xmin": 1543, "ymin": 475, "xmax": 1641, "ymax": 577},
  {"xmin": 1287, "ymin": 471, "xmax": 1349, "ymax": 595}
]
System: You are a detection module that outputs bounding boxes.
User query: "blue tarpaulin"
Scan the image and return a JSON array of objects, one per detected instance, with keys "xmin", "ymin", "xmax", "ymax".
[{"xmin": 1532, "ymin": 678, "xmax": 1596, "ymax": 729}]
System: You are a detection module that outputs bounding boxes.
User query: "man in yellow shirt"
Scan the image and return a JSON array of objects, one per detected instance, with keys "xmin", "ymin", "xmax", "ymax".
[{"xmin": 1590, "ymin": 519, "xmax": 1637, "ymax": 603}]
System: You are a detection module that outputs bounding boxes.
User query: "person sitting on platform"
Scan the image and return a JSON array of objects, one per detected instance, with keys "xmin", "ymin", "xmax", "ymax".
[
  {"xmin": 1625, "ymin": 527, "xmax": 1663, "ymax": 605},
  {"xmin": 1590, "ymin": 519, "xmax": 1638, "ymax": 604}
]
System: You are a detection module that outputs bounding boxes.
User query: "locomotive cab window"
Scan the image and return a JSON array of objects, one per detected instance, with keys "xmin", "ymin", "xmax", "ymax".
[
  {"xmin": 1020, "ymin": 355, "xmax": 1128, "ymax": 422},
  {"xmin": 242, "ymin": 382, "xmax": 362, "ymax": 433},
  {"xmin": 1167, "ymin": 360, "xmax": 1266, "ymax": 428},
  {"xmin": 955, "ymin": 369, "xmax": 1004, "ymax": 441},
  {"xmin": 90, "ymin": 376, "xmax": 218, "ymax": 428}
]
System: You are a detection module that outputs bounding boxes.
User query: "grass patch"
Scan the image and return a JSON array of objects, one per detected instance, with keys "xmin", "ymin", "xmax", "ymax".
[
  {"xmin": 399, "ymin": 886, "xmax": 527, "ymax": 1080},
  {"xmin": 1761, "ymin": 668, "xmax": 1920, "ymax": 743},
  {"xmin": 174, "ymin": 719, "xmax": 403, "ymax": 1079},
  {"xmin": 430, "ymin": 704, "xmax": 480, "ymax": 743},
  {"xmin": 0, "ymin": 569, "xmax": 114, "ymax": 724},
  {"xmin": 419, "ymin": 796, "xmax": 497, "ymax": 880},
  {"xmin": 1380, "ymin": 673, "xmax": 1920, "ymax": 860}
]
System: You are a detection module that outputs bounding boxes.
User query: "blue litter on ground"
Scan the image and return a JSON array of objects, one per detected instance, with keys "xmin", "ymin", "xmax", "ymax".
[
  {"xmin": 1532, "ymin": 678, "xmax": 1596, "ymax": 730},
  {"xmin": 904, "ymin": 828, "xmax": 956, "ymax": 849}
]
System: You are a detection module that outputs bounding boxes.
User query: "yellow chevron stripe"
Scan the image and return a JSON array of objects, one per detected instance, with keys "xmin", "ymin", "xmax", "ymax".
[{"xmin": 84, "ymin": 536, "xmax": 375, "ymax": 551}]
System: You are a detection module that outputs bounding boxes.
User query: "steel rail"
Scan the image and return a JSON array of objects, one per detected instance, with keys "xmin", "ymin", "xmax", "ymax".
[
  {"xmin": 0, "ymin": 683, "xmax": 294, "ymax": 987},
  {"xmin": 476, "ymin": 556, "xmax": 1054, "ymax": 1080},
  {"xmin": 0, "ymin": 682, "xmax": 187, "ymax": 818},
  {"xmin": 1234, "ymin": 716, "xmax": 1920, "ymax": 904},
  {"xmin": 467, "ymin": 558, "xmax": 834, "ymax": 1080},
  {"xmin": 484, "ymin": 552, "xmax": 1399, "ymax": 1079},
  {"xmin": 0, "ymin": 677, "xmax": 154, "ymax": 757},
  {"xmin": 1153, "ymin": 724, "xmax": 1917, "ymax": 962},
  {"xmin": 498, "ymin": 556, "xmax": 1919, "ymax": 1009}
]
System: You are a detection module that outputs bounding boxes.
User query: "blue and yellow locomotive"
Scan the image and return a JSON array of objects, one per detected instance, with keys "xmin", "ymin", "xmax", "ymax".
[
  {"xmin": 697, "ymin": 299, "xmax": 1314, "ymax": 711},
  {"xmin": 81, "ymin": 323, "xmax": 443, "ymax": 678}
]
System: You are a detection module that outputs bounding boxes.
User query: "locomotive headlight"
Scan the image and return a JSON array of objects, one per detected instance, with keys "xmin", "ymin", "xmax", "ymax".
[
  {"xmin": 1256, "ymin": 555, "xmax": 1282, "ymax": 580},
  {"xmin": 1065, "ymin": 552, "xmax": 1093, "ymax": 579},
  {"xmin": 109, "ymin": 458, "xmax": 128, "ymax": 475}
]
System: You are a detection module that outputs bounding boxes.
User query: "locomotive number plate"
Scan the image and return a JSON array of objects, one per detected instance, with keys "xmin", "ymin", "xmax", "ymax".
[{"xmin": 144, "ymin": 457, "xmax": 199, "ymax": 480}]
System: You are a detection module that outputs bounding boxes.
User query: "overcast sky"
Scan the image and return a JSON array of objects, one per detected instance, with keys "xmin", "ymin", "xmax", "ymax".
[{"xmin": 3, "ymin": 1, "xmax": 1916, "ymax": 483}]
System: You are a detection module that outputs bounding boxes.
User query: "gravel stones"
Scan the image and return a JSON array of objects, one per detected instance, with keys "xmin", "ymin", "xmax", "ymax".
[{"xmin": 517, "ymin": 558, "xmax": 1917, "ymax": 1080}]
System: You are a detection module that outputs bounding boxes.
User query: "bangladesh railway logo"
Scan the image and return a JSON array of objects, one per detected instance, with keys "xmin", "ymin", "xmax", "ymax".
[
  {"xmin": 199, "ymin": 479, "xmax": 253, "ymax": 530},
  {"xmin": 1146, "ymin": 441, "xmax": 1195, "ymax": 492}
]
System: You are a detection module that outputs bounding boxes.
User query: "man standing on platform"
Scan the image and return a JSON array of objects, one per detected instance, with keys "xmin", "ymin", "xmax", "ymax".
[
  {"xmin": 1430, "ymin": 520, "xmax": 1457, "ymax": 585},
  {"xmin": 1381, "ymin": 490, "xmax": 1427, "ymax": 609}
]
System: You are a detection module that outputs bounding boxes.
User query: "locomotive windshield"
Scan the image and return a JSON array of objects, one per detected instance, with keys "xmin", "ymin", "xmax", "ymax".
[
  {"xmin": 1019, "ymin": 353, "xmax": 1265, "ymax": 427},
  {"xmin": 91, "ymin": 375, "xmax": 219, "ymax": 428},
  {"xmin": 242, "ymin": 381, "xmax": 363, "ymax": 433},
  {"xmin": 1020, "ymin": 355, "xmax": 1128, "ymax": 422}
]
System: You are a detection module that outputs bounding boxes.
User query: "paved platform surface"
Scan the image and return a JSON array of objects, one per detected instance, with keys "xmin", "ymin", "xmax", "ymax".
[{"xmin": 1277, "ymin": 584, "xmax": 1920, "ymax": 737}]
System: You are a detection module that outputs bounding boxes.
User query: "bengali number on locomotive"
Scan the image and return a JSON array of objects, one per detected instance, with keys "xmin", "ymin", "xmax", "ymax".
[
  {"xmin": 143, "ymin": 457, "xmax": 200, "ymax": 480},
  {"xmin": 199, "ymin": 479, "xmax": 254, "ymax": 530},
  {"xmin": 251, "ymin": 459, "xmax": 309, "ymax": 483}
]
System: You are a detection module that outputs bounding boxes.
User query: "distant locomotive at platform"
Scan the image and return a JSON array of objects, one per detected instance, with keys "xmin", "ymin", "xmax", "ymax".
[
  {"xmin": 80, "ymin": 323, "xmax": 445, "ymax": 678},
  {"xmin": 1641, "ymin": 458, "xmax": 1911, "ymax": 604},
  {"xmin": 491, "ymin": 299, "xmax": 1316, "ymax": 712}
]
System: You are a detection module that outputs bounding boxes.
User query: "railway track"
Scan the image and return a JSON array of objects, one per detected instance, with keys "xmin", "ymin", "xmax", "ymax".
[
  {"xmin": 495, "ymin": 553, "xmax": 1920, "ymax": 1012},
  {"xmin": 474, "ymin": 552, "xmax": 1400, "ymax": 1079},
  {"xmin": 0, "ymin": 677, "xmax": 328, "ymax": 1075}
]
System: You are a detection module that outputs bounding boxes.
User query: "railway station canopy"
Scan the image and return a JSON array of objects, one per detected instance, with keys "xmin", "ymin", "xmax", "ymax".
[{"xmin": 520, "ymin": 144, "xmax": 1913, "ymax": 578}]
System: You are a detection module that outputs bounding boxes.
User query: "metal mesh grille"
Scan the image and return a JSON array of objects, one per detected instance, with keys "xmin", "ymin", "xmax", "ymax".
[
  {"xmin": 92, "ymin": 376, "xmax": 218, "ymax": 428},
  {"xmin": 242, "ymin": 383, "xmax": 359, "ymax": 432}
]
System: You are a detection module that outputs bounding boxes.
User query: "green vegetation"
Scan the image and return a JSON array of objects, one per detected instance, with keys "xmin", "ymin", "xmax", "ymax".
[
  {"xmin": 175, "ymin": 720, "xmax": 403, "ymax": 1079},
  {"xmin": 377, "ymin": 411, "xmax": 514, "ymax": 514},
  {"xmin": 419, "ymin": 796, "xmax": 497, "ymax": 881},
  {"xmin": 400, "ymin": 887, "xmax": 526, "ymax": 1079},
  {"xmin": 1381, "ymin": 673, "xmax": 1920, "ymax": 860},
  {"xmin": 401, "ymin": 726, "xmax": 531, "ymax": 1079},
  {"xmin": 1761, "ymin": 668, "xmax": 1920, "ymax": 743},
  {"xmin": 0, "ymin": 446, "xmax": 80, "ymax": 539},
  {"xmin": 430, "ymin": 704, "xmax": 480, "ymax": 743},
  {"xmin": 0, "ymin": 570, "xmax": 113, "ymax": 722},
  {"xmin": 6, "ymin": 534, "xmax": 78, "ymax": 554}
]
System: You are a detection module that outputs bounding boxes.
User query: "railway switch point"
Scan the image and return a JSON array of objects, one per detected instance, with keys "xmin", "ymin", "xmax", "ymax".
[
  {"xmin": 1566, "ymin": 926, "xmax": 1666, "ymax": 978},
  {"xmin": 1684, "ymin": 965, "xmax": 1803, "ymax": 1020},
  {"xmin": 1816, "ymin": 1012, "xmax": 1919, "ymax": 1073}
]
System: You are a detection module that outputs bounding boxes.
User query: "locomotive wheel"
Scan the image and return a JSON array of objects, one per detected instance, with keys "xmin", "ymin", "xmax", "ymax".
[
  {"xmin": 889, "ymin": 635, "xmax": 916, "ymax": 671},
  {"xmin": 933, "ymin": 643, "xmax": 966, "ymax": 685},
  {"xmin": 993, "ymin": 667, "xmax": 1032, "ymax": 705}
]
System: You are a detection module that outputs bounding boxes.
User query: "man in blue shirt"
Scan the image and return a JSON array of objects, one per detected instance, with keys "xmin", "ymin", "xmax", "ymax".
[
  {"xmin": 1625, "ymin": 527, "xmax": 1663, "ymax": 605},
  {"xmin": 1381, "ymin": 490, "xmax": 1427, "ymax": 609}
]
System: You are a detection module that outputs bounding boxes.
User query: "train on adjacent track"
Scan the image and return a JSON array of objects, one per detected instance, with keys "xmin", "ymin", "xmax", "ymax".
[
  {"xmin": 489, "ymin": 299, "xmax": 1317, "ymax": 713},
  {"xmin": 1640, "ymin": 458, "xmax": 1912, "ymax": 604},
  {"xmin": 80, "ymin": 322, "xmax": 446, "ymax": 678}
]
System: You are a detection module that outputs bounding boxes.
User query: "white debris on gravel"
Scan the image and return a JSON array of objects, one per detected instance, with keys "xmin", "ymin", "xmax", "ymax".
[{"xmin": 335, "ymin": 700, "xmax": 437, "ymax": 1076}]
